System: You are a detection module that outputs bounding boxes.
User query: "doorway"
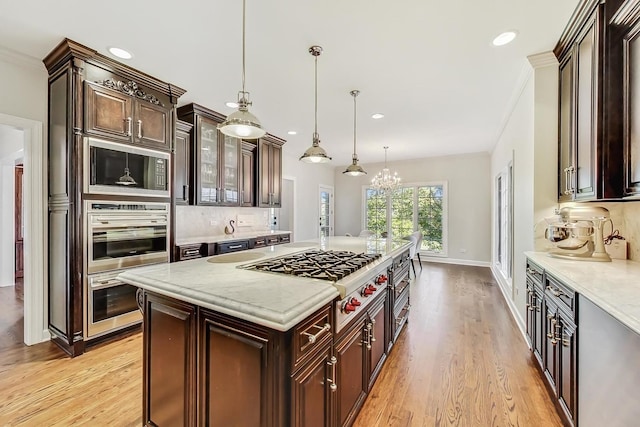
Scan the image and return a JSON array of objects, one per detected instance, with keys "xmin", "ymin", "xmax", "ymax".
[
  {"xmin": 318, "ymin": 185, "xmax": 334, "ymax": 237},
  {"xmin": 0, "ymin": 114, "xmax": 47, "ymax": 346},
  {"xmin": 278, "ymin": 176, "xmax": 295, "ymax": 240}
]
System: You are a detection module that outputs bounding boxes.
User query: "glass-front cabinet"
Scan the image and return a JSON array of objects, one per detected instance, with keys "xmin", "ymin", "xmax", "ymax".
[{"xmin": 177, "ymin": 103, "xmax": 241, "ymax": 206}]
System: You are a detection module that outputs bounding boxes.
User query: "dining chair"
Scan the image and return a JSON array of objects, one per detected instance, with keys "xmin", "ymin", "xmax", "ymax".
[
  {"xmin": 410, "ymin": 231, "xmax": 423, "ymax": 269},
  {"xmin": 358, "ymin": 229, "xmax": 375, "ymax": 237}
]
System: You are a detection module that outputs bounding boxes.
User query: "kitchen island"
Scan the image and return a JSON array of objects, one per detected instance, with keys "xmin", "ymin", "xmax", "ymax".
[{"xmin": 119, "ymin": 236, "xmax": 412, "ymax": 426}]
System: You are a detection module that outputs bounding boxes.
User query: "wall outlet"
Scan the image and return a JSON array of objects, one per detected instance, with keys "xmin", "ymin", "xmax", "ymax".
[
  {"xmin": 237, "ymin": 214, "xmax": 254, "ymax": 227},
  {"xmin": 459, "ymin": 248, "xmax": 467, "ymax": 253},
  {"xmin": 210, "ymin": 220, "xmax": 217, "ymax": 226}
]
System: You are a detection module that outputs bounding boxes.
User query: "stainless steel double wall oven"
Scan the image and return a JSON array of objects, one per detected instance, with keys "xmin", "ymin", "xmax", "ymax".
[{"xmin": 83, "ymin": 137, "xmax": 170, "ymax": 340}]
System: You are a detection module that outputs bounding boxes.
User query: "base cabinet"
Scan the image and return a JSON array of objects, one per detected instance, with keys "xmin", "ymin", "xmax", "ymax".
[{"xmin": 291, "ymin": 344, "xmax": 334, "ymax": 427}]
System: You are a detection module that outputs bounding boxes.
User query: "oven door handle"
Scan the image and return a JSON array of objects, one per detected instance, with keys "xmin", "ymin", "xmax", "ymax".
[{"xmin": 93, "ymin": 216, "xmax": 168, "ymax": 224}]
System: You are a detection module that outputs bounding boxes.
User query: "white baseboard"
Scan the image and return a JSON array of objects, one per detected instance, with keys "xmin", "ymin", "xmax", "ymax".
[
  {"xmin": 0, "ymin": 282, "xmax": 14, "ymax": 287},
  {"xmin": 490, "ymin": 265, "xmax": 527, "ymax": 342},
  {"xmin": 421, "ymin": 257, "xmax": 491, "ymax": 267},
  {"xmin": 39, "ymin": 328, "xmax": 51, "ymax": 343}
]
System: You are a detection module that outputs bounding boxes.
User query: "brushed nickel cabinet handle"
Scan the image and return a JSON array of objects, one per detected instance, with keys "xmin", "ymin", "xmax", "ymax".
[
  {"xmin": 125, "ymin": 117, "xmax": 132, "ymax": 136},
  {"xmin": 302, "ymin": 323, "xmax": 330, "ymax": 344},
  {"xmin": 326, "ymin": 356, "xmax": 338, "ymax": 392},
  {"xmin": 137, "ymin": 119, "xmax": 142, "ymax": 138}
]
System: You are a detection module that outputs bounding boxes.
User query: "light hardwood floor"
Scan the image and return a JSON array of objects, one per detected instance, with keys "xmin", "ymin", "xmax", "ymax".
[{"xmin": 0, "ymin": 264, "xmax": 561, "ymax": 426}]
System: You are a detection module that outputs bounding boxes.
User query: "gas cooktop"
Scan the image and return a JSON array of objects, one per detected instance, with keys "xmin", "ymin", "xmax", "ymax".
[{"xmin": 240, "ymin": 250, "xmax": 382, "ymax": 282}]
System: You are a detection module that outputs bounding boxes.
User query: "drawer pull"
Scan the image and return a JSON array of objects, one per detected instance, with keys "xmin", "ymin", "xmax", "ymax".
[
  {"xmin": 227, "ymin": 244, "xmax": 244, "ymax": 250},
  {"xmin": 302, "ymin": 323, "xmax": 331, "ymax": 344},
  {"xmin": 546, "ymin": 285, "xmax": 565, "ymax": 298},
  {"xmin": 326, "ymin": 356, "xmax": 338, "ymax": 392}
]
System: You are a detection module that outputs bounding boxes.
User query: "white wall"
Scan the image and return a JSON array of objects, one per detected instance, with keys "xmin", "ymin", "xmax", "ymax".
[
  {"xmin": 281, "ymin": 149, "xmax": 335, "ymax": 241},
  {"xmin": 333, "ymin": 153, "xmax": 492, "ymax": 265},
  {"xmin": 491, "ymin": 54, "xmax": 559, "ymax": 328},
  {"xmin": 0, "ymin": 48, "xmax": 48, "ymax": 123}
]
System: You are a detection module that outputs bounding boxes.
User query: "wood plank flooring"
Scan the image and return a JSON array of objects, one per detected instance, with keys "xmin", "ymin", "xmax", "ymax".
[
  {"xmin": 0, "ymin": 263, "xmax": 562, "ymax": 426},
  {"xmin": 0, "ymin": 285, "xmax": 24, "ymax": 350}
]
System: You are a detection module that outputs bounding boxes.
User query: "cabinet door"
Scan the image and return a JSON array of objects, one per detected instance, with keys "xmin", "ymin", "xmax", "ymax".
[
  {"xmin": 271, "ymin": 143, "xmax": 282, "ymax": 207},
  {"xmin": 525, "ymin": 280, "xmax": 535, "ymax": 346},
  {"xmin": 241, "ymin": 143, "xmax": 256, "ymax": 207},
  {"xmin": 558, "ymin": 312, "xmax": 577, "ymax": 425},
  {"xmin": 199, "ymin": 313, "xmax": 270, "ymax": 426},
  {"xmin": 533, "ymin": 287, "xmax": 545, "ymax": 368},
  {"xmin": 143, "ymin": 292, "xmax": 196, "ymax": 427},
  {"xmin": 174, "ymin": 125, "xmax": 191, "ymax": 205},
  {"xmin": 197, "ymin": 117, "xmax": 220, "ymax": 205},
  {"xmin": 575, "ymin": 18, "xmax": 597, "ymax": 200},
  {"xmin": 135, "ymin": 101, "xmax": 170, "ymax": 150},
  {"xmin": 367, "ymin": 297, "xmax": 387, "ymax": 389},
  {"xmin": 291, "ymin": 345, "xmax": 333, "ymax": 427},
  {"xmin": 624, "ymin": 18, "xmax": 640, "ymax": 196},
  {"xmin": 543, "ymin": 303, "xmax": 559, "ymax": 392},
  {"xmin": 221, "ymin": 135, "xmax": 240, "ymax": 206},
  {"xmin": 559, "ymin": 55, "xmax": 574, "ymax": 201},
  {"xmin": 335, "ymin": 320, "xmax": 367, "ymax": 427},
  {"xmin": 258, "ymin": 140, "xmax": 272, "ymax": 207},
  {"xmin": 84, "ymin": 82, "xmax": 133, "ymax": 141}
]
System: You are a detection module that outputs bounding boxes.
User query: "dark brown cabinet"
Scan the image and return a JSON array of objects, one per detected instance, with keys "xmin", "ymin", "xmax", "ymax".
[
  {"xmin": 291, "ymin": 344, "xmax": 334, "ymax": 427},
  {"xmin": 241, "ymin": 141, "xmax": 257, "ymax": 207},
  {"xmin": 142, "ymin": 292, "xmax": 196, "ymax": 427},
  {"xmin": 84, "ymin": 80, "xmax": 171, "ymax": 151},
  {"xmin": 43, "ymin": 39, "xmax": 184, "ymax": 357},
  {"xmin": 388, "ymin": 248, "xmax": 411, "ymax": 350},
  {"xmin": 335, "ymin": 292, "xmax": 388, "ymax": 427},
  {"xmin": 525, "ymin": 260, "xmax": 544, "ymax": 368},
  {"xmin": 258, "ymin": 135, "xmax": 284, "ymax": 207},
  {"xmin": 174, "ymin": 120, "xmax": 193, "ymax": 205},
  {"xmin": 177, "ymin": 104, "xmax": 241, "ymax": 206}
]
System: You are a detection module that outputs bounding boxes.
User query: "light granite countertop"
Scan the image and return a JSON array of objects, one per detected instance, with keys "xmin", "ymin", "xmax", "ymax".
[
  {"xmin": 525, "ymin": 252, "xmax": 640, "ymax": 334},
  {"xmin": 175, "ymin": 230, "xmax": 292, "ymax": 246},
  {"xmin": 120, "ymin": 237, "xmax": 411, "ymax": 331}
]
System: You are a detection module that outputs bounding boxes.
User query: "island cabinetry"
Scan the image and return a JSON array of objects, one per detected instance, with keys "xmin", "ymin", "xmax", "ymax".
[
  {"xmin": 174, "ymin": 120, "xmax": 194, "ymax": 206},
  {"xmin": 335, "ymin": 292, "xmax": 388, "ymax": 427},
  {"xmin": 257, "ymin": 135, "xmax": 284, "ymax": 207},
  {"xmin": 177, "ymin": 103, "xmax": 241, "ymax": 206},
  {"xmin": 142, "ymin": 292, "xmax": 196, "ymax": 427},
  {"xmin": 387, "ymin": 248, "xmax": 411, "ymax": 350},
  {"xmin": 84, "ymin": 80, "xmax": 172, "ymax": 151}
]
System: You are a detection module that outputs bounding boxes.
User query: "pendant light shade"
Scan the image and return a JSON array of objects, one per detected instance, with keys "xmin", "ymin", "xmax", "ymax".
[
  {"xmin": 116, "ymin": 153, "xmax": 137, "ymax": 186},
  {"xmin": 218, "ymin": 0, "xmax": 265, "ymax": 140},
  {"xmin": 343, "ymin": 90, "xmax": 367, "ymax": 176},
  {"xmin": 371, "ymin": 146, "xmax": 401, "ymax": 192},
  {"xmin": 300, "ymin": 46, "xmax": 332, "ymax": 164}
]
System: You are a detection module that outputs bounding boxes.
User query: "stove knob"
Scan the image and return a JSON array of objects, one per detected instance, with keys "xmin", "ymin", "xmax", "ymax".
[
  {"xmin": 342, "ymin": 301, "xmax": 356, "ymax": 314},
  {"xmin": 350, "ymin": 297, "xmax": 361, "ymax": 306},
  {"xmin": 362, "ymin": 287, "xmax": 374, "ymax": 297},
  {"xmin": 368, "ymin": 284, "xmax": 378, "ymax": 292},
  {"xmin": 376, "ymin": 275, "xmax": 388, "ymax": 284}
]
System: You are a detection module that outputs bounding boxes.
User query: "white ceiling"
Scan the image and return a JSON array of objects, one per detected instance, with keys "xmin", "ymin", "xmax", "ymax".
[{"xmin": 0, "ymin": 0, "xmax": 579, "ymax": 166}]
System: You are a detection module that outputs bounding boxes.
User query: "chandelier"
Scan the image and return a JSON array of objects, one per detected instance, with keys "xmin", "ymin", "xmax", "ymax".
[{"xmin": 371, "ymin": 146, "xmax": 401, "ymax": 192}]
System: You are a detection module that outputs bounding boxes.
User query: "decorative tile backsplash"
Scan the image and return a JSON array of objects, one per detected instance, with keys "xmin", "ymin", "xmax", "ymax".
[{"xmin": 175, "ymin": 206, "xmax": 273, "ymax": 240}]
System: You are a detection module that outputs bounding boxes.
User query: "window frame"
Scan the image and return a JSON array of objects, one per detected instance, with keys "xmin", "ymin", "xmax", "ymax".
[
  {"xmin": 361, "ymin": 181, "xmax": 448, "ymax": 257},
  {"xmin": 494, "ymin": 164, "xmax": 513, "ymax": 285}
]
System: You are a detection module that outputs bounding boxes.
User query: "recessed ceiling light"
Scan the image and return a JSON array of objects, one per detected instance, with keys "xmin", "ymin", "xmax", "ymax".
[
  {"xmin": 371, "ymin": 113, "xmax": 384, "ymax": 119},
  {"xmin": 108, "ymin": 46, "xmax": 133, "ymax": 60},
  {"xmin": 225, "ymin": 102, "xmax": 239, "ymax": 108},
  {"xmin": 492, "ymin": 31, "xmax": 518, "ymax": 46},
  {"xmin": 287, "ymin": 131, "xmax": 297, "ymax": 135}
]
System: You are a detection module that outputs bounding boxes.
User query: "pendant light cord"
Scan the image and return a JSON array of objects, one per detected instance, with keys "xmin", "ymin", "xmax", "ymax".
[
  {"xmin": 314, "ymin": 53, "xmax": 318, "ymax": 137},
  {"xmin": 241, "ymin": 0, "xmax": 246, "ymax": 94},
  {"xmin": 353, "ymin": 92, "xmax": 357, "ymax": 157},
  {"xmin": 384, "ymin": 146, "xmax": 389, "ymax": 168}
]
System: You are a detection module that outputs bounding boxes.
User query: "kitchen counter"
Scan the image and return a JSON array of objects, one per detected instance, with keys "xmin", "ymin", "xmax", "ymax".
[
  {"xmin": 525, "ymin": 251, "xmax": 640, "ymax": 335},
  {"xmin": 120, "ymin": 236, "xmax": 411, "ymax": 331},
  {"xmin": 175, "ymin": 229, "xmax": 292, "ymax": 246}
]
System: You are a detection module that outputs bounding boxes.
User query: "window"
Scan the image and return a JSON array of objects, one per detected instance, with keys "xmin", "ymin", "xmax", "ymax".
[
  {"xmin": 364, "ymin": 182, "xmax": 447, "ymax": 256},
  {"xmin": 495, "ymin": 164, "xmax": 513, "ymax": 282}
]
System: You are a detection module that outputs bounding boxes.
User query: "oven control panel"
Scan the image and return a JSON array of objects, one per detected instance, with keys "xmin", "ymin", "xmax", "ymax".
[{"xmin": 336, "ymin": 273, "xmax": 388, "ymax": 332}]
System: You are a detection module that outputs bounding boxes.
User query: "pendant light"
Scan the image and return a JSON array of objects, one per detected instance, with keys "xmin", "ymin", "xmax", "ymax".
[
  {"xmin": 371, "ymin": 146, "xmax": 401, "ymax": 192},
  {"xmin": 218, "ymin": 0, "xmax": 266, "ymax": 139},
  {"xmin": 116, "ymin": 153, "xmax": 137, "ymax": 186},
  {"xmin": 300, "ymin": 46, "xmax": 332, "ymax": 163},
  {"xmin": 343, "ymin": 90, "xmax": 367, "ymax": 176}
]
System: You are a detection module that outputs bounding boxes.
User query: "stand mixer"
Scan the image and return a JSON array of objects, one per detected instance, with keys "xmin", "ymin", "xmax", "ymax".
[{"xmin": 545, "ymin": 206, "xmax": 611, "ymax": 262}]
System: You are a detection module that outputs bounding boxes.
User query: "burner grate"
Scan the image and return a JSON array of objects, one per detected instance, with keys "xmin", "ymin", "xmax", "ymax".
[{"xmin": 241, "ymin": 250, "xmax": 381, "ymax": 282}]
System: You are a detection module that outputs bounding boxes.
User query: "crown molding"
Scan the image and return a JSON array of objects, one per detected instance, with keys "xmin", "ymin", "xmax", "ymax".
[
  {"xmin": 527, "ymin": 52, "xmax": 559, "ymax": 69},
  {"xmin": 0, "ymin": 45, "xmax": 44, "ymax": 72}
]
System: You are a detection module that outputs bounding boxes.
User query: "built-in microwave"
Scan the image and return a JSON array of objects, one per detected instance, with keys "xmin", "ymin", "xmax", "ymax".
[{"xmin": 84, "ymin": 137, "xmax": 170, "ymax": 198}]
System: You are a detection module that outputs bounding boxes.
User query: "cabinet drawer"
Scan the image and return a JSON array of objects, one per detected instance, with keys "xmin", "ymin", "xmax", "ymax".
[
  {"xmin": 216, "ymin": 240, "xmax": 249, "ymax": 254},
  {"xmin": 392, "ymin": 250, "xmax": 411, "ymax": 270},
  {"xmin": 278, "ymin": 234, "xmax": 290, "ymax": 243},
  {"xmin": 526, "ymin": 259, "xmax": 544, "ymax": 285},
  {"xmin": 251, "ymin": 237, "xmax": 267, "ymax": 249},
  {"xmin": 545, "ymin": 273, "xmax": 576, "ymax": 318},
  {"xmin": 393, "ymin": 274, "xmax": 410, "ymax": 300},
  {"xmin": 176, "ymin": 244, "xmax": 203, "ymax": 261},
  {"xmin": 266, "ymin": 236, "xmax": 279, "ymax": 245},
  {"xmin": 291, "ymin": 304, "xmax": 333, "ymax": 372}
]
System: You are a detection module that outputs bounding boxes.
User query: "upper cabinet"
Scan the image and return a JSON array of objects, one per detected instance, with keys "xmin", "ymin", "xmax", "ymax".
[
  {"xmin": 257, "ymin": 135, "xmax": 284, "ymax": 208},
  {"xmin": 177, "ymin": 103, "xmax": 241, "ymax": 206},
  {"xmin": 84, "ymin": 80, "xmax": 172, "ymax": 151},
  {"xmin": 613, "ymin": 0, "xmax": 640, "ymax": 197},
  {"xmin": 174, "ymin": 120, "xmax": 193, "ymax": 206},
  {"xmin": 555, "ymin": 0, "xmax": 631, "ymax": 201}
]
